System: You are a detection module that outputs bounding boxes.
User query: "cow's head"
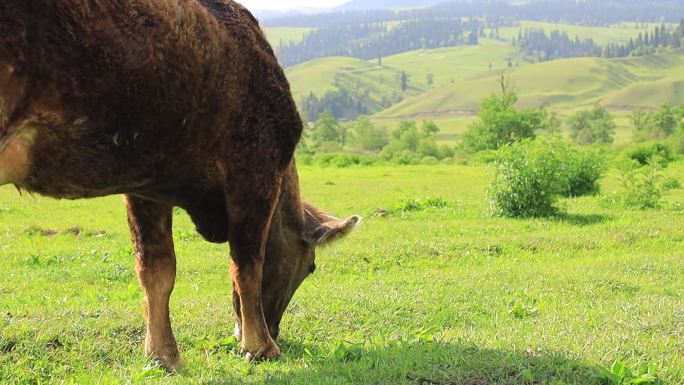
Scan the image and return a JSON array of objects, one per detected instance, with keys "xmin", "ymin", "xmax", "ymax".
[{"xmin": 233, "ymin": 167, "xmax": 360, "ymax": 341}]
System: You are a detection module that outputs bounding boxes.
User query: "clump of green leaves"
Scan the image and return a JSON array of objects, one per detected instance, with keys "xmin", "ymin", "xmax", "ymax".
[
  {"xmin": 623, "ymin": 142, "xmax": 674, "ymax": 167},
  {"xmin": 489, "ymin": 137, "xmax": 606, "ymax": 217},
  {"xmin": 630, "ymin": 105, "xmax": 679, "ymax": 141},
  {"xmin": 351, "ymin": 115, "xmax": 390, "ymax": 152},
  {"xmin": 462, "ymin": 73, "xmax": 555, "ymax": 152},
  {"xmin": 381, "ymin": 120, "xmax": 454, "ymax": 164},
  {"xmin": 616, "ymin": 160, "xmax": 664, "ymax": 209},
  {"xmin": 332, "ymin": 342, "xmax": 364, "ymax": 363},
  {"xmin": 563, "ymin": 147, "xmax": 608, "ymax": 197},
  {"xmin": 390, "ymin": 197, "xmax": 449, "ymax": 213},
  {"xmin": 595, "ymin": 361, "xmax": 662, "ymax": 385},
  {"xmin": 568, "ymin": 104, "xmax": 616, "ymax": 145}
]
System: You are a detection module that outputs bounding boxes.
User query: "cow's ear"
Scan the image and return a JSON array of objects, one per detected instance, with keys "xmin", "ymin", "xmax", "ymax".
[{"xmin": 303, "ymin": 204, "xmax": 360, "ymax": 245}]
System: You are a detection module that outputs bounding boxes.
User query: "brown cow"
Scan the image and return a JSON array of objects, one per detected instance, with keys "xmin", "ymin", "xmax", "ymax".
[{"xmin": 0, "ymin": 0, "xmax": 359, "ymax": 370}]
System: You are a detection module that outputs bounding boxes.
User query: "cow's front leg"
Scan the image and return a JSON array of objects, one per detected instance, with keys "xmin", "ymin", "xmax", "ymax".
[
  {"xmin": 226, "ymin": 191, "xmax": 281, "ymax": 361},
  {"xmin": 125, "ymin": 195, "xmax": 181, "ymax": 371}
]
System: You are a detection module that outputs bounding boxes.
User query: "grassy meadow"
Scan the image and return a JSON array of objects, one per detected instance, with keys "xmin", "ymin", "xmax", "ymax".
[{"xmin": 0, "ymin": 163, "xmax": 683, "ymax": 384}]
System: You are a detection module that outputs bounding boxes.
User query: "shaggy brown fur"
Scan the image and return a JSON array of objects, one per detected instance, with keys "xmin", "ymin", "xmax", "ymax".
[{"xmin": 0, "ymin": 0, "xmax": 358, "ymax": 369}]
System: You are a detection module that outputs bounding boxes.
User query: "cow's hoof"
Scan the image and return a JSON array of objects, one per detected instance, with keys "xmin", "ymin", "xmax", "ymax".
[
  {"xmin": 145, "ymin": 346, "xmax": 183, "ymax": 372},
  {"xmin": 149, "ymin": 354, "xmax": 184, "ymax": 372},
  {"xmin": 242, "ymin": 341, "xmax": 281, "ymax": 362}
]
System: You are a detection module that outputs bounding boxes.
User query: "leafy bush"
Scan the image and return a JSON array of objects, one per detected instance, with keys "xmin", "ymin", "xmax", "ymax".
[
  {"xmin": 489, "ymin": 137, "xmax": 606, "ymax": 217},
  {"xmin": 312, "ymin": 153, "xmax": 379, "ymax": 168},
  {"xmin": 631, "ymin": 104, "xmax": 678, "ymax": 141},
  {"xmin": 352, "ymin": 116, "xmax": 389, "ymax": 152},
  {"xmin": 461, "ymin": 81, "xmax": 552, "ymax": 152},
  {"xmin": 661, "ymin": 176, "xmax": 681, "ymax": 191},
  {"xmin": 616, "ymin": 160, "xmax": 663, "ymax": 209},
  {"xmin": 381, "ymin": 120, "xmax": 453, "ymax": 164},
  {"xmin": 563, "ymin": 148, "xmax": 607, "ymax": 197},
  {"xmin": 421, "ymin": 156, "xmax": 440, "ymax": 165},
  {"xmin": 623, "ymin": 142, "xmax": 673, "ymax": 167},
  {"xmin": 489, "ymin": 138, "xmax": 572, "ymax": 217},
  {"xmin": 568, "ymin": 104, "xmax": 616, "ymax": 145},
  {"xmin": 390, "ymin": 197, "xmax": 450, "ymax": 213}
]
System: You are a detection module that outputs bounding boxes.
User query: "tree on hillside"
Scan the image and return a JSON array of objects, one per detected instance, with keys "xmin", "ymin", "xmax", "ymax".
[
  {"xmin": 629, "ymin": 109, "xmax": 653, "ymax": 134},
  {"xmin": 632, "ymin": 104, "xmax": 679, "ymax": 141},
  {"xmin": 650, "ymin": 104, "xmax": 678, "ymax": 138},
  {"xmin": 352, "ymin": 116, "xmax": 389, "ymax": 152},
  {"xmin": 399, "ymin": 71, "xmax": 409, "ymax": 92},
  {"xmin": 461, "ymin": 73, "xmax": 548, "ymax": 152},
  {"xmin": 421, "ymin": 120, "xmax": 440, "ymax": 137},
  {"xmin": 311, "ymin": 111, "xmax": 346, "ymax": 151},
  {"xmin": 381, "ymin": 120, "xmax": 453, "ymax": 164},
  {"xmin": 567, "ymin": 104, "xmax": 616, "ymax": 145}
]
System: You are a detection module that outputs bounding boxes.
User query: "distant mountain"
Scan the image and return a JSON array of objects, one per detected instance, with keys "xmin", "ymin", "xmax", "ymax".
[
  {"xmin": 252, "ymin": 9, "xmax": 287, "ymax": 20},
  {"xmin": 252, "ymin": 7, "xmax": 337, "ymax": 21},
  {"xmin": 335, "ymin": 0, "xmax": 445, "ymax": 11}
]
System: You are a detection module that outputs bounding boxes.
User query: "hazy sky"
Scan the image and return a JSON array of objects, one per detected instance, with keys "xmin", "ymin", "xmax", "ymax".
[{"xmin": 239, "ymin": 0, "xmax": 349, "ymax": 11}]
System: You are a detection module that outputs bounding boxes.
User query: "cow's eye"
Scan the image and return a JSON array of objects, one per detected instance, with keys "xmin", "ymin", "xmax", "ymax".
[{"xmin": 309, "ymin": 264, "xmax": 316, "ymax": 274}]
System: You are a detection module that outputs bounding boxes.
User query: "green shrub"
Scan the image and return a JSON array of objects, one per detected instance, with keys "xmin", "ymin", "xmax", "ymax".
[
  {"xmin": 616, "ymin": 160, "xmax": 663, "ymax": 209},
  {"xmin": 624, "ymin": 142, "xmax": 673, "ymax": 167},
  {"xmin": 390, "ymin": 197, "xmax": 450, "ymax": 213},
  {"xmin": 461, "ymin": 74, "xmax": 554, "ymax": 152},
  {"xmin": 421, "ymin": 156, "xmax": 440, "ymax": 165},
  {"xmin": 296, "ymin": 153, "xmax": 314, "ymax": 166},
  {"xmin": 312, "ymin": 153, "xmax": 379, "ymax": 168},
  {"xmin": 662, "ymin": 177, "xmax": 681, "ymax": 191},
  {"xmin": 468, "ymin": 150, "xmax": 499, "ymax": 166},
  {"xmin": 489, "ymin": 138, "xmax": 572, "ymax": 217},
  {"xmin": 567, "ymin": 104, "xmax": 616, "ymax": 145},
  {"xmin": 489, "ymin": 137, "xmax": 606, "ymax": 217},
  {"xmin": 563, "ymin": 148, "xmax": 607, "ymax": 197}
]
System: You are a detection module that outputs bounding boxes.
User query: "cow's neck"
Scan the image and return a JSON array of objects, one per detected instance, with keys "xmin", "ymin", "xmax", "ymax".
[{"xmin": 269, "ymin": 161, "xmax": 306, "ymax": 242}]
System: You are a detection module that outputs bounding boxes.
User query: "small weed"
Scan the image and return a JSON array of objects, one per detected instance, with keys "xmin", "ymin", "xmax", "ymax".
[
  {"xmin": 332, "ymin": 341, "xmax": 364, "ymax": 362},
  {"xmin": 389, "ymin": 197, "xmax": 450, "ymax": 213},
  {"xmin": 661, "ymin": 176, "xmax": 681, "ymax": 191},
  {"xmin": 612, "ymin": 160, "xmax": 664, "ymax": 209},
  {"xmin": 133, "ymin": 360, "xmax": 171, "ymax": 382},
  {"xmin": 595, "ymin": 361, "xmax": 662, "ymax": 385}
]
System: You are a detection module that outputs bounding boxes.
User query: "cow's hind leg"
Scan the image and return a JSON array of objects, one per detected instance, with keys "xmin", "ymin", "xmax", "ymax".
[
  {"xmin": 225, "ymin": 180, "xmax": 282, "ymax": 361},
  {"xmin": 125, "ymin": 195, "xmax": 181, "ymax": 371}
]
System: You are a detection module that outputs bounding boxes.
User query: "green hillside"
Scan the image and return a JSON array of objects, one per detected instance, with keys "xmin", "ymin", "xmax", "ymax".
[
  {"xmin": 499, "ymin": 21, "xmax": 668, "ymax": 46},
  {"xmin": 380, "ymin": 39, "xmax": 527, "ymax": 88},
  {"xmin": 376, "ymin": 50, "xmax": 684, "ymax": 119},
  {"xmin": 279, "ymin": 19, "xmax": 684, "ymax": 147},
  {"xmin": 286, "ymin": 56, "xmax": 425, "ymax": 115},
  {"xmin": 284, "ymin": 39, "xmax": 527, "ymax": 116}
]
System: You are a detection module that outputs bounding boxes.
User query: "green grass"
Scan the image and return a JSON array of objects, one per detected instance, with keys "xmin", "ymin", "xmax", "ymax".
[
  {"xmin": 1, "ymin": 163, "xmax": 683, "ymax": 384},
  {"xmin": 380, "ymin": 39, "xmax": 527, "ymax": 89}
]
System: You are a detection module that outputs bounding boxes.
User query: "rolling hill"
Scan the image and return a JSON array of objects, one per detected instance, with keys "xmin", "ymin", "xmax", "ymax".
[
  {"xmin": 283, "ymin": 39, "xmax": 526, "ymax": 116},
  {"xmin": 373, "ymin": 49, "xmax": 684, "ymax": 119}
]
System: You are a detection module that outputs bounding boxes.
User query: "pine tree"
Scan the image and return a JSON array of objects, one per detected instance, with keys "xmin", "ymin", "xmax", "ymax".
[{"xmin": 399, "ymin": 71, "xmax": 409, "ymax": 92}]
